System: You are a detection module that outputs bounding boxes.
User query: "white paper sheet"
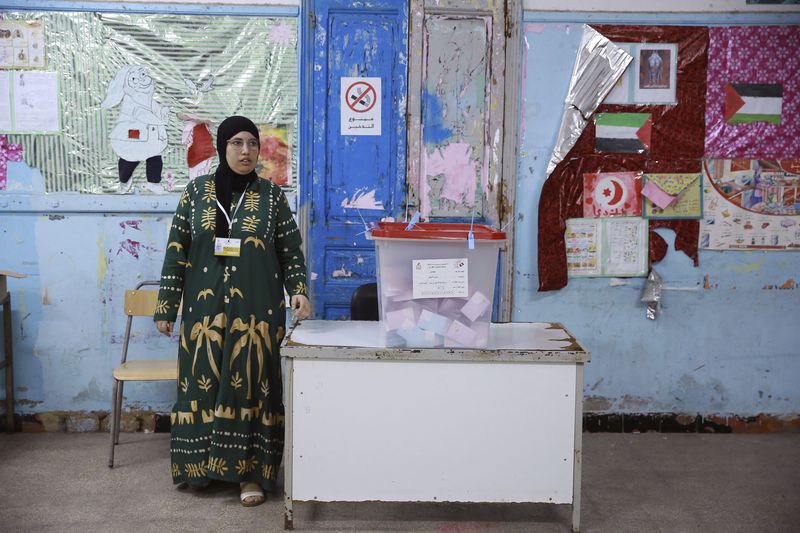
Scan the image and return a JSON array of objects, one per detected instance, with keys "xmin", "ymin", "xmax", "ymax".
[
  {"xmin": 0, "ymin": 71, "xmax": 12, "ymax": 131},
  {"xmin": 13, "ymin": 71, "xmax": 59, "ymax": 133},
  {"xmin": 605, "ymin": 218, "xmax": 647, "ymax": 276},
  {"xmin": 412, "ymin": 258, "xmax": 468, "ymax": 299}
]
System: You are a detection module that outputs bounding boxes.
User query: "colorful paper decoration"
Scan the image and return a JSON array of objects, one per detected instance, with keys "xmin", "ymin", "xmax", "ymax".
[
  {"xmin": 700, "ymin": 159, "xmax": 800, "ymax": 250},
  {"xmin": 583, "ymin": 171, "xmax": 643, "ymax": 217},
  {"xmin": 705, "ymin": 26, "xmax": 800, "ymax": 159},
  {"xmin": 0, "ymin": 134, "xmax": 23, "ymax": 190},
  {"xmin": 724, "ymin": 83, "xmax": 782, "ymax": 125},
  {"xmin": 642, "ymin": 173, "xmax": 703, "ymax": 219},
  {"xmin": 566, "ymin": 217, "xmax": 648, "ymax": 278},
  {"xmin": 594, "ymin": 113, "xmax": 652, "ymax": 153}
]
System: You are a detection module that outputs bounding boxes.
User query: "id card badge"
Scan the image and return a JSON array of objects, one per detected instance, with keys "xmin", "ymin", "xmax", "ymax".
[{"xmin": 214, "ymin": 237, "xmax": 241, "ymax": 257}]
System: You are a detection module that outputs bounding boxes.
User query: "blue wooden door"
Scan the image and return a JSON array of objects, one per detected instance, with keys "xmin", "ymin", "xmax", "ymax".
[{"xmin": 301, "ymin": 0, "xmax": 408, "ymax": 319}]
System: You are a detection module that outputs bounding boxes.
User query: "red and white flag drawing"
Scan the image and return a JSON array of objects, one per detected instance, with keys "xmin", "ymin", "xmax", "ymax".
[{"xmin": 583, "ymin": 171, "xmax": 643, "ymax": 217}]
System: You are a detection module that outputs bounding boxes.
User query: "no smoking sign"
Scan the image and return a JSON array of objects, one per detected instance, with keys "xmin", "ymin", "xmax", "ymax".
[{"xmin": 341, "ymin": 77, "xmax": 381, "ymax": 136}]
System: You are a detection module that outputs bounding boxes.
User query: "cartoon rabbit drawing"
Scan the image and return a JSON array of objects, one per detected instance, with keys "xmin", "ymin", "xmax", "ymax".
[{"xmin": 101, "ymin": 66, "xmax": 170, "ymax": 193}]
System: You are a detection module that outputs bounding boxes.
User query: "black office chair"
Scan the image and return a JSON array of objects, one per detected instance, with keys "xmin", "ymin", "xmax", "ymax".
[{"xmin": 350, "ymin": 282, "xmax": 379, "ymax": 321}]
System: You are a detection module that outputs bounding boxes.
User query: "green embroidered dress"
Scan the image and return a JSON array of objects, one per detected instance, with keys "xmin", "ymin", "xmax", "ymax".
[{"xmin": 154, "ymin": 175, "xmax": 307, "ymax": 491}]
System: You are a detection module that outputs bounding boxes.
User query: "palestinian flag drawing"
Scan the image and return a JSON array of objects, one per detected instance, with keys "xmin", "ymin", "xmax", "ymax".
[
  {"xmin": 595, "ymin": 113, "xmax": 652, "ymax": 154},
  {"xmin": 724, "ymin": 83, "xmax": 783, "ymax": 124}
]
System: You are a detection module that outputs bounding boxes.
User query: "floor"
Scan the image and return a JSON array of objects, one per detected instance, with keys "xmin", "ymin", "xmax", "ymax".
[{"xmin": 0, "ymin": 432, "xmax": 798, "ymax": 533}]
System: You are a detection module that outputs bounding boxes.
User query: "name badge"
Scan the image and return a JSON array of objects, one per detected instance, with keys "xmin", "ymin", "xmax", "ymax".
[{"xmin": 214, "ymin": 237, "xmax": 241, "ymax": 257}]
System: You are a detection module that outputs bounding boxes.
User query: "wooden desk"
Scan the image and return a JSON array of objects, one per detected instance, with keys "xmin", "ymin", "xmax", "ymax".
[{"xmin": 282, "ymin": 321, "xmax": 590, "ymax": 532}]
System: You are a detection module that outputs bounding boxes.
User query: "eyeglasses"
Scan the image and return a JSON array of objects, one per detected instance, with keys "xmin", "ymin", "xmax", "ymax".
[{"xmin": 227, "ymin": 139, "xmax": 259, "ymax": 150}]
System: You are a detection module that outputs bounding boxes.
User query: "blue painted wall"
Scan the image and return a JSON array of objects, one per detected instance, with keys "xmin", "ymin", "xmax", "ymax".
[
  {"xmin": 1, "ymin": 5, "xmax": 799, "ymax": 419},
  {"xmin": 514, "ymin": 19, "xmax": 800, "ymax": 416}
]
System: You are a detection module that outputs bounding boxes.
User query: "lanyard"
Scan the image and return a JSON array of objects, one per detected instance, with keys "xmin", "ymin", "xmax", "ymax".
[{"xmin": 215, "ymin": 184, "xmax": 249, "ymax": 238}]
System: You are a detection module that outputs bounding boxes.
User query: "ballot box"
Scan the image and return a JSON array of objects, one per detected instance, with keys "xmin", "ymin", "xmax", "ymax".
[{"xmin": 369, "ymin": 222, "xmax": 505, "ymax": 348}]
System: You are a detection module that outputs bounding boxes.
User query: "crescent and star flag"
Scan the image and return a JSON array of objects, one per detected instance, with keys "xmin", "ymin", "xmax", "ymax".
[
  {"xmin": 724, "ymin": 83, "xmax": 783, "ymax": 125},
  {"xmin": 594, "ymin": 113, "xmax": 652, "ymax": 153},
  {"xmin": 583, "ymin": 171, "xmax": 643, "ymax": 217}
]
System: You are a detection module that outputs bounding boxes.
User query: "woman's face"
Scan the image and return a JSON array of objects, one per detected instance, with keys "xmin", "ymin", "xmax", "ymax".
[{"xmin": 225, "ymin": 131, "xmax": 259, "ymax": 175}]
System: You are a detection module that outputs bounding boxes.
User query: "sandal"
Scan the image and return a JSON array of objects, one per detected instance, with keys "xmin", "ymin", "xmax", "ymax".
[{"xmin": 240, "ymin": 482, "xmax": 265, "ymax": 507}]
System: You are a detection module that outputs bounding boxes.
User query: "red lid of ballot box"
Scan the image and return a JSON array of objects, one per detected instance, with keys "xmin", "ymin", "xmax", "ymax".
[{"xmin": 370, "ymin": 221, "xmax": 506, "ymax": 241}]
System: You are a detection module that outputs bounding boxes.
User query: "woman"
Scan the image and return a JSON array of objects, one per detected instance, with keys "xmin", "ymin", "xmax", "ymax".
[{"xmin": 154, "ymin": 116, "xmax": 310, "ymax": 506}]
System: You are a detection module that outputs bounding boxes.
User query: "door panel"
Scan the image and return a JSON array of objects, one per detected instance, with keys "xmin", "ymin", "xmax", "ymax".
[
  {"xmin": 302, "ymin": 0, "xmax": 408, "ymax": 319},
  {"xmin": 420, "ymin": 14, "xmax": 492, "ymax": 219},
  {"xmin": 407, "ymin": 0, "xmax": 520, "ymax": 320}
]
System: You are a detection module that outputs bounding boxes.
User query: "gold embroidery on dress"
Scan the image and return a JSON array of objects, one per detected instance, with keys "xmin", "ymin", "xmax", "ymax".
[
  {"xmin": 244, "ymin": 190, "xmax": 260, "ymax": 211},
  {"xmin": 214, "ymin": 405, "xmax": 235, "ymax": 419},
  {"xmin": 240, "ymin": 402, "xmax": 261, "ymax": 422},
  {"xmin": 201, "ymin": 207, "xmax": 216, "ymax": 230},
  {"xmin": 202, "ymin": 181, "xmax": 215, "ymax": 202},
  {"xmin": 197, "ymin": 375, "xmax": 212, "ymax": 392},
  {"xmin": 185, "ymin": 460, "xmax": 208, "ymax": 478},
  {"xmin": 261, "ymin": 412, "xmax": 284, "ymax": 426},
  {"xmin": 236, "ymin": 456, "xmax": 259, "ymax": 475},
  {"xmin": 230, "ymin": 315, "xmax": 271, "ymax": 400},
  {"xmin": 230, "ymin": 371, "xmax": 243, "ymax": 390},
  {"xmin": 244, "ymin": 236, "xmax": 266, "ymax": 249},
  {"xmin": 242, "ymin": 215, "xmax": 260, "ymax": 233},
  {"xmin": 167, "ymin": 241, "xmax": 184, "ymax": 252},
  {"xmin": 155, "ymin": 299, "xmax": 169, "ymax": 314},
  {"xmin": 262, "ymin": 463, "xmax": 276, "ymax": 480},
  {"xmin": 207, "ymin": 457, "xmax": 228, "ymax": 476},
  {"xmin": 177, "ymin": 411, "xmax": 194, "ymax": 424},
  {"xmin": 201, "ymin": 409, "xmax": 214, "ymax": 423},
  {"xmin": 294, "ymin": 281, "xmax": 308, "ymax": 295},
  {"xmin": 197, "ymin": 288, "xmax": 214, "ymax": 300},
  {"xmin": 190, "ymin": 313, "xmax": 226, "ymax": 378},
  {"xmin": 229, "ymin": 287, "xmax": 244, "ymax": 299}
]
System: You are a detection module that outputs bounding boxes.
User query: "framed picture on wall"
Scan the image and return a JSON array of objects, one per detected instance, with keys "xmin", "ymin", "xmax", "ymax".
[
  {"xmin": 633, "ymin": 44, "xmax": 677, "ymax": 104},
  {"xmin": 602, "ymin": 42, "xmax": 678, "ymax": 106}
]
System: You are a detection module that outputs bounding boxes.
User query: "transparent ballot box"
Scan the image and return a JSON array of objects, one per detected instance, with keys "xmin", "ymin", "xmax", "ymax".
[{"xmin": 369, "ymin": 222, "xmax": 506, "ymax": 348}]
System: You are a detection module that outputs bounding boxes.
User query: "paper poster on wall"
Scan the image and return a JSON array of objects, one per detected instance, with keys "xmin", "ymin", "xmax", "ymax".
[
  {"xmin": 700, "ymin": 159, "xmax": 800, "ymax": 250},
  {"xmin": 257, "ymin": 124, "xmax": 291, "ymax": 186},
  {"xmin": 0, "ymin": 72, "xmax": 12, "ymax": 131},
  {"xmin": 603, "ymin": 43, "xmax": 633, "ymax": 104},
  {"xmin": 704, "ymin": 26, "xmax": 799, "ymax": 159},
  {"xmin": 602, "ymin": 43, "xmax": 677, "ymax": 105},
  {"xmin": 583, "ymin": 171, "xmax": 642, "ymax": 217},
  {"xmin": 634, "ymin": 44, "xmax": 677, "ymax": 104},
  {"xmin": 567, "ymin": 217, "xmax": 648, "ymax": 277},
  {"xmin": 724, "ymin": 83, "xmax": 782, "ymax": 125},
  {"xmin": 0, "ymin": 21, "xmax": 46, "ymax": 70},
  {"xmin": 565, "ymin": 218, "xmax": 601, "ymax": 276},
  {"xmin": 12, "ymin": 71, "xmax": 59, "ymax": 133},
  {"xmin": 341, "ymin": 77, "xmax": 381, "ymax": 136},
  {"xmin": 642, "ymin": 173, "xmax": 703, "ymax": 219},
  {"xmin": 595, "ymin": 113, "xmax": 651, "ymax": 154}
]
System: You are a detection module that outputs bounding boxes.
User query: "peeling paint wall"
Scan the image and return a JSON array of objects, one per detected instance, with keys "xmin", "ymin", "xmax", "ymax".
[
  {"xmin": 1, "ymin": 211, "xmax": 178, "ymax": 412},
  {"xmin": 514, "ymin": 18, "xmax": 800, "ymax": 417}
]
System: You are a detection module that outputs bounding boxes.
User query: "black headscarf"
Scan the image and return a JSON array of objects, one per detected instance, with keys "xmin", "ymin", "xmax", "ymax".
[{"xmin": 214, "ymin": 116, "xmax": 260, "ymax": 239}]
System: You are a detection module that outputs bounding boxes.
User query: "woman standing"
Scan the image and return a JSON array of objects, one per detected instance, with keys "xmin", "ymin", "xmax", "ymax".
[{"xmin": 154, "ymin": 116, "xmax": 310, "ymax": 506}]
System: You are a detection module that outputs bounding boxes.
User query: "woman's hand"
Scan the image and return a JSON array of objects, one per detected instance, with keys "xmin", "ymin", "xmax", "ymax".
[
  {"xmin": 290, "ymin": 295, "xmax": 311, "ymax": 321},
  {"xmin": 156, "ymin": 320, "xmax": 174, "ymax": 336}
]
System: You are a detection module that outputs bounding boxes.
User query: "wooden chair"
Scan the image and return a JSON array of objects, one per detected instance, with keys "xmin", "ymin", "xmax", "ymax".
[{"xmin": 108, "ymin": 280, "xmax": 178, "ymax": 467}]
